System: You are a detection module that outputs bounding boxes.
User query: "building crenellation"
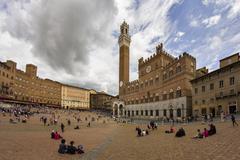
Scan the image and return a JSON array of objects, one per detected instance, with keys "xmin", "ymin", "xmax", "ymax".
[
  {"xmin": 114, "ymin": 21, "xmax": 196, "ymax": 119},
  {"xmin": 138, "ymin": 44, "xmax": 176, "ymax": 68}
]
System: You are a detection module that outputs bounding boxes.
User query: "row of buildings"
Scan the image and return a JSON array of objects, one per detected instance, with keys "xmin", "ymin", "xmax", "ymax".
[
  {"xmin": 114, "ymin": 21, "xmax": 240, "ymax": 119},
  {"xmin": 0, "ymin": 60, "xmax": 115, "ymax": 110}
]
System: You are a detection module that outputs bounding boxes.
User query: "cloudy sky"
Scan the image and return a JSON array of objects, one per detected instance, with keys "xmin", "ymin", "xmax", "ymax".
[{"xmin": 0, "ymin": 0, "xmax": 240, "ymax": 95}]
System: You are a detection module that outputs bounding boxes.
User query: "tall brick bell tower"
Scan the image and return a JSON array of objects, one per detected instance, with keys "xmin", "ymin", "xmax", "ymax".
[{"xmin": 118, "ymin": 21, "xmax": 131, "ymax": 97}]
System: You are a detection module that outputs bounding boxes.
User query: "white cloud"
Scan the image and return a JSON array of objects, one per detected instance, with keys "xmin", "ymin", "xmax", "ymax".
[
  {"xmin": 0, "ymin": 0, "xmax": 181, "ymax": 95},
  {"xmin": 201, "ymin": 0, "xmax": 240, "ymax": 19},
  {"xmin": 177, "ymin": 31, "xmax": 185, "ymax": 37},
  {"xmin": 190, "ymin": 20, "xmax": 199, "ymax": 27},
  {"xmin": 174, "ymin": 31, "xmax": 185, "ymax": 42},
  {"xmin": 202, "ymin": 0, "xmax": 210, "ymax": 6},
  {"xmin": 191, "ymin": 40, "xmax": 196, "ymax": 43},
  {"xmin": 227, "ymin": 0, "xmax": 240, "ymax": 19},
  {"xmin": 208, "ymin": 36, "xmax": 222, "ymax": 50},
  {"xmin": 201, "ymin": 0, "xmax": 229, "ymax": 6},
  {"xmin": 202, "ymin": 14, "xmax": 221, "ymax": 28}
]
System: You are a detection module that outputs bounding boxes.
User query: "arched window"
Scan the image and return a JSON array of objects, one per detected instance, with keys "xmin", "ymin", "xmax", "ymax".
[
  {"xmin": 163, "ymin": 109, "xmax": 167, "ymax": 116},
  {"xmin": 176, "ymin": 90, "xmax": 182, "ymax": 97},
  {"xmin": 163, "ymin": 72, "xmax": 167, "ymax": 80},
  {"xmin": 169, "ymin": 109, "xmax": 173, "ymax": 118},
  {"xmin": 136, "ymin": 110, "xmax": 139, "ymax": 116},
  {"xmin": 131, "ymin": 110, "xmax": 134, "ymax": 116},
  {"xmin": 176, "ymin": 66, "xmax": 181, "ymax": 73},
  {"xmin": 177, "ymin": 108, "xmax": 181, "ymax": 117},
  {"xmin": 145, "ymin": 80, "xmax": 148, "ymax": 87},
  {"xmin": 176, "ymin": 87, "xmax": 182, "ymax": 98},
  {"xmin": 145, "ymin": 110, "xmax": 148, "ymax": 116}
]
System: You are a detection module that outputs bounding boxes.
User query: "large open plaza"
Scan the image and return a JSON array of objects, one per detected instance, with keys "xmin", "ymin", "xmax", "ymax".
[{"xmin": 0, "ymin": 106, "xmax": 240, "ymax": 160}]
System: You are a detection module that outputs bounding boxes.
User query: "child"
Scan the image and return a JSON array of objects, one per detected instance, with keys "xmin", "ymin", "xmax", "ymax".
[{"xmin": 193, "ymin": 129, "xmax": 203, "ymax": 139}]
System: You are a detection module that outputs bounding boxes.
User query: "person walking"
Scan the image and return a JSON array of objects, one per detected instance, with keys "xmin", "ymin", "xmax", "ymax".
[
  {"xmin": 61, "ymin": 123, "xmax": 65, "ymax": 132},
  {"xmin": 68, "ymin": 119, "xmax": 71, "ymax": 126},
  {"xmin": 231, "ymin": 114, "xmax": 238, "ymax": 127}
]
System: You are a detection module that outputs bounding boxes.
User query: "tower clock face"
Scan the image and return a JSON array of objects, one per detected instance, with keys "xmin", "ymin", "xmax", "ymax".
[
  {"xmin": 146, "ymin": 65, "xmax": 151, "ymax": 73},
  {"xmin": 119, "ymin": 81, "xmax": 123, "ymax": 87}
]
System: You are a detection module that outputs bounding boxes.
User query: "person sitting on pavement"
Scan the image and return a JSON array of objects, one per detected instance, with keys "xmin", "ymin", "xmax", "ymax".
[
  {"xmin": 175, "ymin": 127, "xmax": 186, "ymax": 137},
  {"xmin": 9, "ymin": 118, "xmax": 17, "ymax": 124},
  {"xmin": 202, "ymin": 128, "xmax": 208, "ymax": 138},
  {"xmin": 208, "ymin": 124, "xmax": 216, "ymax": 136},
  {"xmin": 76, "ymin": 145, "xmax": 84, "ymax": 154},
  {"xmin": 165, "ymin": 125, "xmax": 175, "ymax": 134},
  {"xmin": 193, "ymin": 129, "xmax": 203, "ymax": 139},
  {"xmin": 67, "ymin": 141, "xmax": 77, "ymax": 154},
  {"xmin": 142, "ymin": 130, "xmax": 147, "ymax": 136},
  {"xmin": 58, "ymin": 139, "xmax": 67, "ymax": 154},
  {"xmin": 74, "ymin": 125, "xmax": 80, "ymax": 130},
  {"xmin": 146, "ymin": 129, "xmax": 149, "ymax": 135},
  {"xmin": 136, "ymin": 127, "xmax": 142, "ymax": 137},
  {"xmin": 54, "ymin": 131, "xmax": 62, "ymax": 140},
  {"xmin": 22, "ymin": 118, "xmax": 27, "ymax": 123}
]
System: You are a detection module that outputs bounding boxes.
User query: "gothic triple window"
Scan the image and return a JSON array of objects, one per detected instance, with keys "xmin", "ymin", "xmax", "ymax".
[
  {"xmin": 145, "ymin": 80, "xmax": 148, "ymax": 87},
  {"xmin": 176, "ymin": 90, "xmax": 182, "ymax": 98},
  {"xmin": 176, "ymin": 66, "xmax": 181, "ymax": 73},
  {"xmin": 150, "ymin": 79, "xmax": 153, "ymax": 86}
]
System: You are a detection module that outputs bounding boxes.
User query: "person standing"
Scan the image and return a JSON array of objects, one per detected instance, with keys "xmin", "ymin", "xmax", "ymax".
[
  {"xmin": 87, "ymin": 122, "xmax": 91, "ymax": 127},
  {"xmin": 68, "ymin": 119, "xmax": 71, "ymax": 126},
  {"xmin": 220, "ymin": 112, "xmax": 224, "ymax": 122},
  {"xmin": 61, "ymin": 123, "xmax": 65, "ymax": 132},
  {"xmin": 43, "ymin": 117, "xmax": 47, "ymax": 126},
  {"xmin": 231, "ymin": 114, "xmax": 238, "ymax": 127}
]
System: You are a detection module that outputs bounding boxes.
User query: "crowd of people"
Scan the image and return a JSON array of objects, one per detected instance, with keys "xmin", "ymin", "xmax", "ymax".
[
  {"xmin": 192, "ymin": 124, "xmax": 216, "ymax": 139},
  {"xmin": 135, "ymin": 121, "xmax": 218, "ymax": 139},
  {"xmin": 1, "ymin": 101, "xmax": 239, "ymax": 158},
  {"xmin": 135, "ymin": 121, "xmax": 158, "ymax": 137},
  {"xmin": 58, "ymin": 139, "xmax": 84, "ymax": 154},
  {"xmin": 0, "ymin": 102, "xmax": 112, "ymax": 158}
]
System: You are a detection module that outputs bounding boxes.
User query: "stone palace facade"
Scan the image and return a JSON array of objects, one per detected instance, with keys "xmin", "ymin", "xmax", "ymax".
[{"xmin": 113, "ymin": 21, "xmax": 196, "ymax": 119}]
